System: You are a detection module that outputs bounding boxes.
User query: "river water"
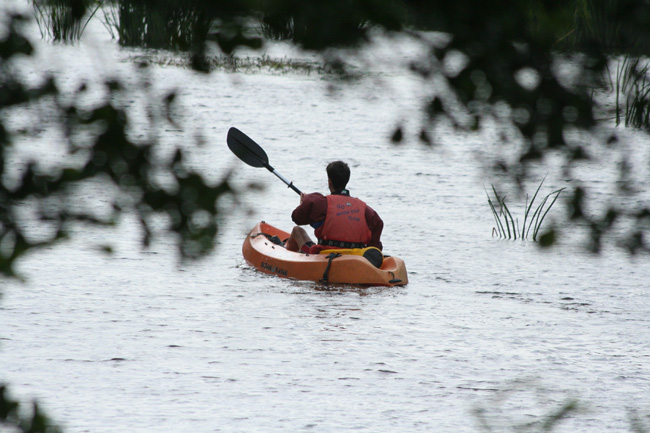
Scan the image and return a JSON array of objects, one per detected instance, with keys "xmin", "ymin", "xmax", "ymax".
[{"xmin": 1, "ymin": 5, "xmax": 650, "ymax": 433}]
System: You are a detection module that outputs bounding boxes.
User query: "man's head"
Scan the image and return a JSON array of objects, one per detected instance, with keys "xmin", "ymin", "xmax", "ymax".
[{"xmin": 326, "ymin": 161, "xmax": 350, "ymax": 192}]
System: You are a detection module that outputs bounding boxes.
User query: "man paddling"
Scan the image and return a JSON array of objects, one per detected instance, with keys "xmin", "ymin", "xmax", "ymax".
[{"xmin": 284, "ymin": 161, "xmax": 383, "ymax": 254}]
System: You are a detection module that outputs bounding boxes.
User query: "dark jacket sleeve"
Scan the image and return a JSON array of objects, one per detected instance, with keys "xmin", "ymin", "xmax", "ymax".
[
  {"xmin": 365, "ymin": 205, "xmax": 384, "ymax": 251},
  {"xmin": 291, "ymin": 193, "xmax": 327, "ymax": 226}
]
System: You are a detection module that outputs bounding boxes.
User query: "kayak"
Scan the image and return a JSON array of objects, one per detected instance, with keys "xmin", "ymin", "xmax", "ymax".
[{"xmin": 242, "ymin": 221, "xmax": 408, "ymax": 286}]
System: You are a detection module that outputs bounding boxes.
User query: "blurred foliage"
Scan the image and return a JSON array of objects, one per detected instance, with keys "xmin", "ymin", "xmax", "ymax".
[
  {"xmin": 474, "ymin": 396, "xmax": 581, "ymax": 433},
  {"xmin": 1, "ymin": 385, "xmax": 61, "ymax": 433},
  {"xmin": 1, "ymin": 12, "xmax": 236, "ymax": 278},
  {"xmin": 470, "ymin": 378, "xmax": 585, "ymax": 433}
]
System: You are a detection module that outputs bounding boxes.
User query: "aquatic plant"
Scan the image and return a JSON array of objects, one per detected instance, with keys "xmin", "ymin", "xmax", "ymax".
[
  {"xmin": 32, "ymin": 0, "xmax": 102, "ymax": 42},
  {"xmin": 613, "ymin": 55, "xmax": 650, "ymax": 129},
  {"xmin": 259, "ymin": 12, "xmax": 294, "ymax": 41},
  {"xmin": 565, "ymin": 0, "xmax": 625, "ymax": 50},
  {"xmin": 98, "ymin": 0, "xmax": 210, "ymax": 50},
  {"xmin": 486, "ymin": 177, "xmax": 565, "ymax": 243}
]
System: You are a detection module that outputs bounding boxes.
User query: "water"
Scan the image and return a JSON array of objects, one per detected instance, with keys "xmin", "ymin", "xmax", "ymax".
[{"xmin": 2, "ymin": 6, "xmax": 650, "ymax": 433}]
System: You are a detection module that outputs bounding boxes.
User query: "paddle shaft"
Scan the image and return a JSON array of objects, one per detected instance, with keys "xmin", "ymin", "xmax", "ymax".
[{"xmin": 267, "ymin": 163, "xmax": 301, "ymax": 195}]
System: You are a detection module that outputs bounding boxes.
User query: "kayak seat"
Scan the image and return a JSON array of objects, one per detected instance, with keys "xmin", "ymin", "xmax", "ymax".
[
  {"xmin": 319, "ymin": 247, "xmax": 383, "ymax": 268},
  {"xmin": 254, "ymin": 232, "xmax": 284, "ymax": 246}
]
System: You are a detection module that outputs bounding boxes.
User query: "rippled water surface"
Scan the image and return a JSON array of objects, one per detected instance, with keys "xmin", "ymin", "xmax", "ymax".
[{"xmin": 2, "ymin": 7, "xmax": 650, "ymax": 433}]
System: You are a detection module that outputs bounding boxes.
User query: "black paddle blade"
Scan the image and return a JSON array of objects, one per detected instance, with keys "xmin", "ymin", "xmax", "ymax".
[{"xmin": 227, "ymin": 127, "xmax": 269, "ymax": 168}]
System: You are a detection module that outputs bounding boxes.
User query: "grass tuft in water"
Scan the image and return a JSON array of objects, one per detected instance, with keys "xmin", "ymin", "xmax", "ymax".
[
  {"xmin": 612, "ymin": 55, "xmax": 650, "ymax": 129},
  {"xmin": 486, "ymin": 176, "xmax": 565, "ymax": 242}
]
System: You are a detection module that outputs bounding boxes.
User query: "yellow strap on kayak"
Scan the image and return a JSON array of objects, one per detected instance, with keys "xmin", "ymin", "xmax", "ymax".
[
  {"xmin": 319, "ymin": 246, "xmax": 383, "ymax": 268},
  {"xmin": 318, "ymin": 247, "xmax": 372, "ymax": 256}
]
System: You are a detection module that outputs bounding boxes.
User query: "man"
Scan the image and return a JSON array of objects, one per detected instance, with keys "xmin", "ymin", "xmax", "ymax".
[{"xmin": 285, "ymin": 160, "xmax": 383, "ymax": 254}]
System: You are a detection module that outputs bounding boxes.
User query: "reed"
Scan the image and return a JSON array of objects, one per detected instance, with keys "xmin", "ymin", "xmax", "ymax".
[
  {"xmin": 570, "ymin": 0, "xmax": 623, "ymax": 50},
  {"xmin": 259, "ymin": 13, "xmax": 294, "ymax": 41},
  {"xmin": 611, "ymin": 55, "xmax": 650, "ymax": 129},
  {"xmin": 101, "ymin": 0, "xmax": 212, "ymax": 50},
  {"xmin": 32, "ymin": 0, "xmax": 102, "ymax": 42},
  {"xmin": 486, "ymin": 177, "xmax": 565, "ymax": 242}
]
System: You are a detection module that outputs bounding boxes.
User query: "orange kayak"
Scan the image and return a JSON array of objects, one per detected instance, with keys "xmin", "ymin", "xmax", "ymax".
[{"xmin": 242, "ymin": 221, "xmax": 408, "ymax": 286}]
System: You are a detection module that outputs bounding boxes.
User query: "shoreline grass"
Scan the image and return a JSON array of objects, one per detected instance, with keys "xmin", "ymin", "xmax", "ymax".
[
  {"xmin": 124, "ymin": 52, "xmax": 331, "ymax": 75},
  {"xmin": 32, "ymin": 0, "xmax": 102, "ymax": 42}
]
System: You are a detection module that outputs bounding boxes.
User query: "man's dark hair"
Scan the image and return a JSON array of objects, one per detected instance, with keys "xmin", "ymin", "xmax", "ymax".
[{"xmin": 326, "ymin": 161, "xmax": 350, "ymax": 192}]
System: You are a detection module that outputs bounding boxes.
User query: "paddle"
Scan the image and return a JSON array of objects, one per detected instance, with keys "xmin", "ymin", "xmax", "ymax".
[{"xmin": 227, "ymin": 127, "xmax": 301, "ymax": 195}]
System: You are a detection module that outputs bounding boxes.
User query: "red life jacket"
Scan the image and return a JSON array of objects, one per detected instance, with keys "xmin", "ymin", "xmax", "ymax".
[{"xmin": 315, "ymin": 194, "xmax": 372, "ymax": 247}]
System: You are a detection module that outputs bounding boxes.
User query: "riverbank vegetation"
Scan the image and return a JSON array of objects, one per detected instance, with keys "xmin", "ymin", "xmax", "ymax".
[{"xmin": 123, "ymin": 52, "xmax": 325, "ymax": 75}]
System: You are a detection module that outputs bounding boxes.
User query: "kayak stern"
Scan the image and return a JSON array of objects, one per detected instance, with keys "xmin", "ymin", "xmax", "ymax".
[{"xmin": 242, "ymin": 221, "xmax": 408, "ymax": 287}]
